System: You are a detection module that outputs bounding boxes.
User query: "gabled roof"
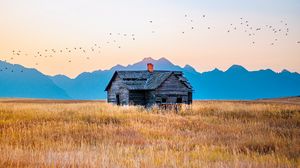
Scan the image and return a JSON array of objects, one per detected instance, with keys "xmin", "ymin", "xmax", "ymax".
[{"xmin": 105, "ymin": 70, "xmax": 192, "ymax": 91}]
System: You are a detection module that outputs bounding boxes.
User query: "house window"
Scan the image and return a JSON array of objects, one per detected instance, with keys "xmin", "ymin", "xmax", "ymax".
[
  {"xmin": 176, "ymin": 97, "xmax": 182, "ymax": 103},
  {"xmin": 162, "ymin": 98, "xmax": 167, "ymax": 103}
]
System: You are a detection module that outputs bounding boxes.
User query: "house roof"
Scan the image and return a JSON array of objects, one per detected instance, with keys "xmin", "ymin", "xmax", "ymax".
[{"xmin": 105, "ymin": 70, "xmax": 192, "ymax": 91}]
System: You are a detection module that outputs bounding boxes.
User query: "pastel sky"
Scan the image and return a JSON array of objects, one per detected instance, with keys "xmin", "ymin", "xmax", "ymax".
[{"xmin": 0, "ymin": 0, "xmax": 300, "ymax": 78}]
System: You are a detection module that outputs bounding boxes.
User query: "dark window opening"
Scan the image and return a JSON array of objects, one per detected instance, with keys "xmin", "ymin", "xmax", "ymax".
[
  {"xmin": 188, "ymin": 92, "xmax": 192, "ymax": 104},
  {"xmin": 162, "ymin": 98, "xmax": 167, "ymax": 103},
  {"xmin": 176, "ymin": 97, "xmax": 182, "ymax": 103},
  {"xmin": 116, "ymin": 94, "xmax": 120, "ymax": 105}
]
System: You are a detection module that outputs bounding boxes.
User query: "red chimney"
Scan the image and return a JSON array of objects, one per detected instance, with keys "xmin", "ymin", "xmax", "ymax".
[{"xmin": 147, "ymin": 63, "xmax": 154, "ymax": 73}]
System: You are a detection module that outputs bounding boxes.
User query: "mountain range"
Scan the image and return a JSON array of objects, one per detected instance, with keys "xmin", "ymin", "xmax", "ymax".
[
  {"xmin": 1, "ymin": 57, "xmax": 300, "ymax": 100},
  {"xmin": 0, "ymin": 61, "xmax": 69, "ymax": 99}
]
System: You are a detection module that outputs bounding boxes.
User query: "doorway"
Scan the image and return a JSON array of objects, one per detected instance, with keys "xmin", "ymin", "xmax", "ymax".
[{"xmin": 116, "ymin": 94, "xmax": 120, "ymax": 105}]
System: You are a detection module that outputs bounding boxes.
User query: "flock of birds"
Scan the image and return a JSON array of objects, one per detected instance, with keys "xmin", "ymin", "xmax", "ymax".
[
  {"xmin": 182, "ymin": 15, "xmax": 296, "ymax": 46},
  {"xmin": 1, "ymin": 14, "xmax": 300, "ymax": 73},
  {"xmin": 227, "ymin": 18, "xmax": 291, "ymax": 46}
]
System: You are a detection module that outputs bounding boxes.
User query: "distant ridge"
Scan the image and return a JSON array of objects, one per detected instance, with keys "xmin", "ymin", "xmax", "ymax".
[
  {"xmin": 50, "ymin": 57, "xmax": 300, "ymax": 100},
  {"xmin": 226, "ymin": 64, "xmax": 248, "ymax": 73},
  {"xmin": 0, "ymin": 60, "xmax": 70, "ymax": 99},
  {"xmin": 1, "ymin": 58, "xmax": 300, "ymax": 100}
]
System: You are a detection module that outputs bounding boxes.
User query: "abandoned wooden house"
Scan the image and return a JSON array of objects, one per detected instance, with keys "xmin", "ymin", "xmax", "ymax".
[{"xmin": 105, "ymin": 63, "xmax": 193, "ymax": 106}]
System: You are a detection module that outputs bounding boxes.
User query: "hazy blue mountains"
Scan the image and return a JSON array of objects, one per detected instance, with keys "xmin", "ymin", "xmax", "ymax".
[
  {"xmin": 0, "ymin": 61, "xmax": 69, "ymax": 99},
  {"xmin": 1, "ymin": 58, "xmax": 300, "ymax": 100},
  {"xmin": 51, "ymin": 57, "xmax": 300, "ymax": 100}
]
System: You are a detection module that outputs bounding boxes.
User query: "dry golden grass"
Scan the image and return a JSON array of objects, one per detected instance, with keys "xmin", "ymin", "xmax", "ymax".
[{"xmin": 0, "ymin": 99, "xmax": 299, "ymax": 167}]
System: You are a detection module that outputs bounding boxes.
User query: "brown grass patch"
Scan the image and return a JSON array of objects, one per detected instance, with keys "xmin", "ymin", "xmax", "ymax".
[{"xmin": 0, "ymin": 99, "xmax": 299, "ymax": 167}]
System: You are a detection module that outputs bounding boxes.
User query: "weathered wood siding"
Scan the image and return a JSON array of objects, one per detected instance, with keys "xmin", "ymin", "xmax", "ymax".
[
  {"xmin": 107, "ymin": 75, "xmax": 129, "ymax": 105},
  {"xmin": 188, "ymin": 91, "xmax": 193, "ymax": 104},
  {"xmin": 155, "ymin": 74, "xmax": 191, "ymax": 104},
  {"xmin": 145, "ymin": 91, "xmax": 156, "ymax": 107}
]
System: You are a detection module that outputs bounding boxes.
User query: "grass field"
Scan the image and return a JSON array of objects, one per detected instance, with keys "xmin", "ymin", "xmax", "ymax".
[{"xmin": 0, "ymin": 99, "xmax": 299, "ymax": 167}]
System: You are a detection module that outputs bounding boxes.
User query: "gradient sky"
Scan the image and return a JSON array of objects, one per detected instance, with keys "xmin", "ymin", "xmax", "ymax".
[{"xmin": 0, "ymin": 0, "xmax": 300, "ymax": 78}]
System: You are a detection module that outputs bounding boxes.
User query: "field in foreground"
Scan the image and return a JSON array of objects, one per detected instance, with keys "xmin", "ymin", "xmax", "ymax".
[{"xmin": 0, "ymin": 99, "xmax": 299, "ymax": 167}]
